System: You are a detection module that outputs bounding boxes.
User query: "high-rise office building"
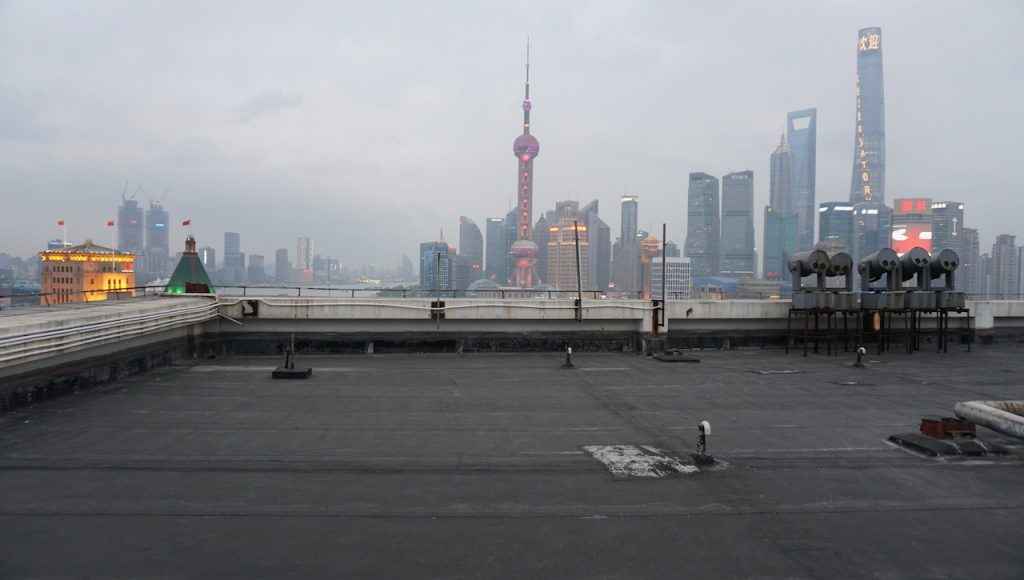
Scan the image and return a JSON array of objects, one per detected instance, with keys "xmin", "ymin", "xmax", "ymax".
[
  {"xmin": 458, "ymin": 216, "xmax": 484, "ymax": 282},
  {"xmin": 763, "ymin": 207, "xmax": 798, "ymax": 281},
  {"xmin": 852, "ymin": 202, "xmax": 892, "ymax": 266},
  {"xmin": 198, "ymin": 246, "xmax": 216, "ymax": 272},
  {"xmin": 503, "ymin": 208, "xmax": 517, "ymax": 284},
  {"xmin": 890, "ymin": 198, "xmax": 934, "ymax": 255},
  {"xmin": 452, "ymin": 254, "xmax": 474, "ymax": 291},
  {"xmin": 296, "ymin": 237, "xmax": 313, "ymax": 271},
  {"xmin": 961, "ymin": 227, "xmax": 980, "ymax": 295},
  {"xmin": 931, "ymin": 201, "xmax": 965, "ymax": 254},
  {"xmin": 684, "ymin": 173, "xmax": 720, "ymax": 277},
  {"xmin": 850, "ymin": 27, "xmax": 886, "ymax": 204},
  {"xmin": 769, "ymin": 136, "xmax": 793, "ymax": 213},
  {"xmin": 484, "ymin": 217, "xmax": 506, "ymax": 282},
  {"xmin": 546, "ymin": 218, "xmax": 589, "ymax": 291},
  {"xmin": 145, "ymin": 201, "xmax": 170, "ymax": 276},
  {"xmin": 509, "ymin": 42, "xmax": 540, "ymax": 287},
  {"xmin": 419, "ymin": 241, "xmax": 451, "ymax": 292},
  {"xmin": 818, "ymin": 202, "xmax": 856, "ymax": 252},
  {"xmin": 787, "ymin": 109, "xmax": 817, "ymax": 249},
  {"xmin": 651, "ymin": 257, "xmax": 692, "ymax": 299},
  {"xmin": 296, "ymin": 237, "xmax": 314, "ymax": 283},
  {"xmin": 991, "ymin": 234, "xmax": 1018, "ymax": 298},
  {"xmin": 720, "ymin": 171, "xmax": 755, "ymax": 277},
  {"xmin": 533, "ymin": 213, "xmax": 552, "ymax": 284},
  {"xmin": 764, "ymin": 137, "xmax": 798, "ymax": 280},
  {"xmin": 222, "ymin": 232, "xmax": 244, "ymax": 284},
  {"xmin": 117, "ymin": 196, "xmax": 144, "ymax": 254},
  {"xmin": 400, "ymin": 254, "xmax": 414, "ymax": 281},
  {"xmin": 247, "ymin": 254, "xmax": 266, "ymax": 284},
  {"xmin": 612, "ymin": 195, "xmax": 641, "ymax": 293},
  {"xmin": 581, "ymin": 200, "xmax": 610, "ymax": 291},
  {"xmin": 620, "ymin": 195, "xmax": 638, "ymax": 243},
  {"xmin": 275, "ymin": 248, "xmax": 290, "ymax": 283}
]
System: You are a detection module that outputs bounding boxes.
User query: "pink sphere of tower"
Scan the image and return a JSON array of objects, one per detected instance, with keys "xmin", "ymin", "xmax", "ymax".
[{"xmin": 513, "ymin": 133, "xmax": 539, "ymax": 162}]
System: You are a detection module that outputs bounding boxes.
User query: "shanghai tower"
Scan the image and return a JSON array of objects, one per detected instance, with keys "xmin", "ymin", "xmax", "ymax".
[
  {"xmin": 850, "ymin": 27, "xmax": 885, "ymax": 204},
  {"xmin": 509, "ymin": 41, "xmax": 540, "ymax": 287}
]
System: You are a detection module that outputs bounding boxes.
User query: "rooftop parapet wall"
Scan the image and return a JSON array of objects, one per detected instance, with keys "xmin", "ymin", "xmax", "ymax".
[
  {"xmin": 4, "ymin": 296, "xmax": 1024, "ymax": 379},
  {"xmin": 0, "ymin": 296, "xmax": 217, "ymax": 375}
]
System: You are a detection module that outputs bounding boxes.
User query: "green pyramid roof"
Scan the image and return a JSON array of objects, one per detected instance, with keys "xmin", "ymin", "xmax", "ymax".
[{"xmin": 165, "ymin": 237, "xmax": 215, "ymax": 294}]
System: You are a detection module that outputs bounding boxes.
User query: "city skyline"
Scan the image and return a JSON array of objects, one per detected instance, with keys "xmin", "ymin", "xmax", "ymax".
[{"xmin": 2, "ymin": 2, "xmax": 1023, "ymax": 266}]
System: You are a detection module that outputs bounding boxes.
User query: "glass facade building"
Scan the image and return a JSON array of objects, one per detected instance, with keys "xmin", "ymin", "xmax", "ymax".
[
  {"xmin": 458, "ymin": 216, "xmax": 483, "ymax": 283},
  {"xmin": 720, "ymin": 171, "xmax": 755, "ymax": 276},
  {"xmin": 484, "ymin": 217, "xmax": 506, "ymax": 283},
  {"xmin": 787, "ymin": 109, "xmax": 817, "ymax": 250},
  {"xmin": 419, "ymin": 241, "xmax": 451, "ymax": 292},
  {"xmin": 850, "ymin": 27, "xmax": 886, "ymax": 204},
  {"xmin": 684, "ymin": 173, "xmax": 720, "ymax": 277},
  {"xmin": 818, "ymin": 202, "xmax": 855, "ymax": 253},
  {"xmin": 931, "ymin": 201, "xmax": 965, "ymax": 255},
  {"xmin": 763, "ymin": 206, "xmax": 798, "ymax": 281}
]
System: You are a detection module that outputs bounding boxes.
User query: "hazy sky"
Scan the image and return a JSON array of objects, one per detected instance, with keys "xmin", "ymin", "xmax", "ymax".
[{"xmin": 2, "ymin": 1, "xmax": 1022, "ymax": 267}]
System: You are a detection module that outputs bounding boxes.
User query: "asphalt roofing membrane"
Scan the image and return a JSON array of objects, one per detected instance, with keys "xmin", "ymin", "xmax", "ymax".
[{"xmin": 1, "ymin": 346, "xmax": 1022, "ymax": 578}]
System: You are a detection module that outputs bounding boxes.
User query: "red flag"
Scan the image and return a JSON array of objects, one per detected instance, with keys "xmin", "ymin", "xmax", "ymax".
[
  {"xmin": 57, "ymin": 219, "xmax": 65, "ymax": 226},
  {"xmin": 106, "ymin": 220, "xmax": 115, "ymax": 227},
  {"xmin": 181, "ymin": 219, "xmax": 191, "ymax": 226}
]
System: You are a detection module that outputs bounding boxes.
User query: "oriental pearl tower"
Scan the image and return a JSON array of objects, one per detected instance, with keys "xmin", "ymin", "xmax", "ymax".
[{"xmin": 510, "ymin": 41, "xmax": 540, "ymax": 288}]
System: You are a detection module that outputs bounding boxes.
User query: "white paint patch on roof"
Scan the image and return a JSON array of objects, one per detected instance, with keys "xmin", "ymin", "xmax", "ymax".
[{"xmin": 583, "ymin": 444, "xmax": 698, "ymax": 478}]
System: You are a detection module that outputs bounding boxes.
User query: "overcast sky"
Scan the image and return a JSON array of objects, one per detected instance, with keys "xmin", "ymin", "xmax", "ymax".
[{"xmin": 2, "ymin": 1, "xmax": 1022, "ymax": 267}]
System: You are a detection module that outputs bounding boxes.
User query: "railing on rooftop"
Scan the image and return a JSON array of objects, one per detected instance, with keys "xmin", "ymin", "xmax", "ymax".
[{"xmin": 0, "ymin": 285, "xmax": 168, "ymax": 311}]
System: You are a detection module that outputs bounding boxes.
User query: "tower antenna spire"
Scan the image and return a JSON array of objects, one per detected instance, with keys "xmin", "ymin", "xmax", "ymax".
[{"xmin": 526, "ymin": 37, "xmax": 530, "ymax": 88}]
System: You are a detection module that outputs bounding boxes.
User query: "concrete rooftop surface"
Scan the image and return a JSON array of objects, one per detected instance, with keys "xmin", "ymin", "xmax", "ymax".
[{"xmin": 1, "ymin": 347, "xmax": 1022, "ymax": 579}]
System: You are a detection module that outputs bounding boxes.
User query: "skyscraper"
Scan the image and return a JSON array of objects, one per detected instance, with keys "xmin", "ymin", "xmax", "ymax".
[
  {"xmin": 222, "ymin": 232, "xmax": 244, "ymax": 284},
  {"xmin": 612, "ymin": 195, "xmax": 640, "ymax": 293},
  {"xmin": 961, "ymin": 227, "xmax": 980, "ymax": 294},
  {"xmin": 769, "ymin": 136, "xmax": 793, "ymax": 213},
  {"xmin": 503, "ymin": 208, "xmax": 517, "ymax": 284},
  {"xmin": 818, "ymin": 202, "xmax": 855, "ymax": 252},
  {"xmin": 764, "ymin": 137, "xmax": 798, "ymax": 280},
  {"xmin": 296, "ymin": 237, "xmax": 314, "ymax": 283},
  {"xmin": 145, "ymin": 201, "xmax": 170, "ymax": 276},
  {"xmin": 891, "ymin": 198, "xmax": 934, "ymax": 255},
  {"xmin": 532, "ymin": 213, "xmax": 551, "ymax": 284},
  {"xmin": 247, "ymin": 254, "xmax": 266, "ymax": 284},
  {"xmin": 620, "ymin": 195, "xmax": 638, "ymax": 243},
  {"xmin": 991, "ymin": 234, "xmax": 1018, "ymax": 298},
  {"xmin": 458, "ymin": 216, "xmax": 483, "ymax": 282},
  {"xmin": 275, "ymin": 248, "xmax": 290, "ymax": 283},
  {"xmin": 763, "ymin": 206, "xmax": 798, "ymax": 281},
  {"xmin": 546, "ymin": 218, "xmax": 589, "ymax": 291},
  {"xmin": 484, "ymin": 217, "xmax": 506, "ymax": 282},
  {"xmin": 198, "ymin": 246, "xmax": 216, "ymax": 272},
  {"xmin": 853, "ymin": 202, "xmax": 892, "ymax": 263},
  {"xmin": 400, "ymin": 254, "xmax": 414, "ymax": 281},
  {"xmin": 419, "ymin": 241, "xmax": 451, "ymax": 292},
  {"xmin": 684, "ymin": 173, "xmax": 720, "ymax": 277},
  {"xmin": 117, "ymin": 195, "xmax": 144, "ymax": 254},
  {"xmin": 720, "ymin": 171, "xmax": 755, "ymax": 277},
  {"xmin": 509, "ymin": 42, "xmax": 540, "ymax": 287},
  {"xmin": 581, "ymin": 200, "xmax": 611, "ymax": 291},
  {"xmin": 931, "ymin": 201, "xmax": 965, "ymax": 255},
  {"xmin": 787, "ymin": 109, "xmax": 817, "ymax": 249},
  {"xmin": 850, "ymin": 27, "xmax": 886, "ymax": 204}
]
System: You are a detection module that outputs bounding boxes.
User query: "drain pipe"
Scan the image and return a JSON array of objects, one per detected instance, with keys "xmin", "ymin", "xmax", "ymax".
[{"xmin": 954, "ymin": 400, "xmax": 1024, "ymax": 440}]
